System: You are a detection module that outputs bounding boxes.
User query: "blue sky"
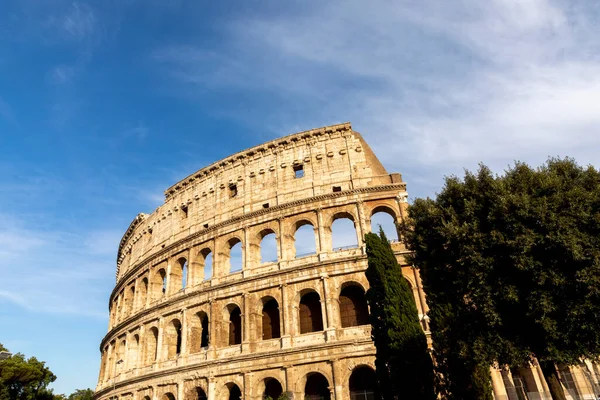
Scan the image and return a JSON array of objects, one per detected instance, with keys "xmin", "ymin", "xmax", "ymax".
[{"xmin": 1, "ymin": 0, "xmax": 599, "ymax": 394}]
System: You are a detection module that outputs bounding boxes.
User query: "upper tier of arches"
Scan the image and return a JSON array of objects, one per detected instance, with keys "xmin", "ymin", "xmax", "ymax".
[{"xmin": 109, "ymin": 198, "xmax": 405, "ymax": 328}]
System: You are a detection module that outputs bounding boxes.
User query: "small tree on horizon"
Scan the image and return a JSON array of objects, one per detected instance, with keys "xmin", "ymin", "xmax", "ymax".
[{"xmin": 365, "ymin": 228, "xmax": 435, "ymax": 400}]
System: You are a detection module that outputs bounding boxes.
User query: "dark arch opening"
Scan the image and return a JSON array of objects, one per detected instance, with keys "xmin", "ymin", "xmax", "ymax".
[
  {"xmin": 299, "ymin": 292, "xmax": 323, "ymax": 334},
  {"xmin": 201, "ymin": 313, "xmax": 209, "ymax": 348},
  {"xmin": 264, "ymin": 378, "xmax": 283, "ymax": 400},
  {"xmin": 228, "ymin": 384, "xmax": 242, "ymax": 400},
  {"xmin": 196, "ymin": 387, "xmax": 207, "ymax": 400},
  {"xmin": 339, "ymin": 285, "xmax": 370, "ymax": 328},
  {"xmin": 162, "ymin": 393, "xmax": 175, "ymax": 400},
  {"xmin": 229, "ymin": 306, "xmax": 242, "ymax": 345},
  {"xmin": 349, "ymin": 366, "xmax": 377, "ymax": 400},
  {"xmin": 262, "ymin": 299, "xmax": 281, "ymax": 340},
  {"xmin": 305, "ymin": 373, "xmax": 330, "ymax": 400}
]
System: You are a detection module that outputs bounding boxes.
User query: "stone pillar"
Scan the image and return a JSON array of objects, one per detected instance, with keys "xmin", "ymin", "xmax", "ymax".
[
  {"xmin": 165, "ymin": 261, "xmax": 173, "ymax": 296},
  {"xmin": 207, "ymin": 377, "xmax": 216, "ymax": 400},
  {"xmin": 321, "ymin": 275, "xmax": 336, "ymax": 342},
  {"xmin": 123, "ymin": 332, "xmax": 131, "ymax": 371},
  {"xmin": 243, "ymin": 228, "xmax": 250, "ymax": 275},
  {"xmin": 137, "ymin": 325, "xmax": 145, "ymax": 372},
  {"xmin": 209, "ymin": 300, "xmax": 217, "ymax": 358},
  {"xmin": 355, "ymin": 201, "xmax": 367, "ymax": 248},
  {"xmin": 177, "ymin": 381, "xmax": 184, "ymax": 400},
  {"xmin": 243, "ymin": 371, "xmax": 252, "ymax": 400},
  {"xmin": 157, "ymin": 318, "xmax": 165, "ymax": 362},
  {"xmin": 277, "ymin": 217, "xmax": 285, "ymax": 261},
  {"xmin": 331, "ymin": 359, "xmax": 344, "ymax": 400},
  {"xmin": 532, "ymin": 359, "xmax": 551, "ymax": 394},
  {"xmin": 316, "ymin": 208, "xmax": 327, "ymax": 253},
  {"xmin": 281, "ymin": 284, "xmax": 292, "ymax": 348},
  {"xmin": 490, "ymin": 366, "xmax": 508, "ymax": 400},
  {"xmin": 242, "ymin": 292, "xmax": 251, "ymax": 353},
  {"xmin": 181, "ymin": 308, "xmax": 188, "ymax": 358},
  {"xmin": 284, "ymin": 366, "xmax": 295, "ymax": 399}
]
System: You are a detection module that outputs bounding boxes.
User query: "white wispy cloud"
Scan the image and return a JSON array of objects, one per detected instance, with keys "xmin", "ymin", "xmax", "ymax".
[
  {"xmin": 0, "ymin": 213, "xmax": 116, "ymax": 318},
  {"xmin": 154, "ymin": 0, "xmax": 600, "ymax": 197}
]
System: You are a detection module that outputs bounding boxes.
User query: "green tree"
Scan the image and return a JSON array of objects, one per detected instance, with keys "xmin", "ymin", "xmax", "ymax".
[
  {"xmin": 0, "ymin": 344, "xmax": 57, "ymax": 400},
  {"xmin": 364, "ymin": 229, "xmax": 435, "ymax": 400},
  {"xmin": 402, "ymin": 158, "xmax": 600, "ymax": 400},
  {"xmin": 66, "ymin": 389, "xmax": 93, "ymax": 400}
]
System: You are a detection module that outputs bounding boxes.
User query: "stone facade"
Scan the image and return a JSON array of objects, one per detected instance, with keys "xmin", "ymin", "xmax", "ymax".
[{"xmin": 96, "ymin": 123, "xmax": 600, "ymax": 400}]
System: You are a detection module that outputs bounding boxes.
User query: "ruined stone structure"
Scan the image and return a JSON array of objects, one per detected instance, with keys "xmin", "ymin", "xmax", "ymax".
[{"xmin": 96, "ymin": 123, "xmax": 600, "ymax": 400}]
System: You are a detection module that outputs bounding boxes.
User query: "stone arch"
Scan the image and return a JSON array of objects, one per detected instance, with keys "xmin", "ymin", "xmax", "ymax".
[
  {"xmin": 330, "ymin": 212, "xmax": 359, "ymax": 250},
  {"xmin": 263, "ymin": 377, "xmax": 283, "ymax": 400},
  {"xmin": 258, "ymin": 228, "xmax": 279, "ymax": 265},
  {"xmin": 189, "ymin": 310, "xmax": 210, "ymax": 353},
  {"xmin": 128, "ymin": 334, "xmax": 140, "ymax": 369},
  {"xmin": 348, "ymin": 365, "xmax": 378, "ymax": 400},
  {"xmin": 339, "ymin": 283, "xmax": 370, "ymax": 328},
  {"xmin": 303, "ymin": 372, "xmax": 331, "ymax": 400},
  {"xmin": 161, "ymin": 393, "xmax": 176, "ymax": 400},
  {"xmin": 194, "ymin": 387, "xmax": 207, "ymax": 400},
  {"xmin": 197, "ymin": 247, "xmax": 213, "ymax": 281},
  {"xmin": 293, "ymin": 219, "xmax": 317, "ymax": 258},
  {"xmin": 165, "ymin": 318, "xmax": 183, "ymax": 359},
  {"xmin": 224, "ymin": 382, "xmax": 242, "ymax": 400},
  {"xmin": 151, "ymin": 266, "xmax": 167, "ymax": 300},
  {"xmin": 171, "ymin": 257, "xmax": 188, "ymax": 292},
  {"xmin": 260, "ymin": 296, "xmax": 281, "ymax": 340},
  {"xmin": 138, "ymin": 277, "xmax": 148, "ymax": 309},
  {"xmin": 226, "ymin": 237, "xmax": 243, "ymax": 274},
  {"xmin": 225, "ymin": 303, "xmax": 242, "ymax": 346},
  {"xmin": 298, "ymin": 290, "xmax": 324, "ymax": 334},
  {"xmin": 369, "ymin": 205, "xmax": 399, "ymax": 241},
  {"xmin": 144, "ymin": 326, "xmax": 159, "ymax": 364}
]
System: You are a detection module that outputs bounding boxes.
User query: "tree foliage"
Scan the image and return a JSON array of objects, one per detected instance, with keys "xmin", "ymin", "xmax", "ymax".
[
  {"xmin": 0, "ymin": 344, "xmax": 56, "ymax": 400},
  {"xmin": 401, "ymin": 158, "xmax": 600, "ymax": 400},
  {"xmin": 365, "ymin": 229, "xmax": 435, "ymax": 400}
]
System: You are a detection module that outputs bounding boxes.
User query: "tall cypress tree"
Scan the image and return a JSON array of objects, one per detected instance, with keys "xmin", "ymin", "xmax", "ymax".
[{"xmin": 365, "ymin": 229, "xmax": 435, "ymax": 400}]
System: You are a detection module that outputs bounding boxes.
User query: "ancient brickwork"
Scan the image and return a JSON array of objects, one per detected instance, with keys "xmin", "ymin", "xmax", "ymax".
[{"xmin": 96, "ymin": 124, "xmax": 600, "ymax": 400}]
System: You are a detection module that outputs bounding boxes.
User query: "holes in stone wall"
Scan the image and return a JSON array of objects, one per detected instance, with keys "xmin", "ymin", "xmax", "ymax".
[
  {"xmin": 260, "ymin": 232, "xmax": 278, "ymax": 264},
  {"xmin": 294, "ymin": 164, "xmax": 304, "ymax": 179},
  {"xmin": 229, "ymin": 239, "xmax": 243, "ymax": 273},
  {"xmin": 371, "ymin": 208, "xmax": 398, "ymax": 241},
  {"xmin": 299, "ymin": 291, "xmax": 323, "ymax": 334},
  {"xmin": 339, "ymin": 285, "xmax": 370, "ymax": 328},
  {"xmin": 331, "ymin": 215, "xmax": 358, "ymax": 250},
  {"xmin": 261, "ymin": 298, "xmax": 280, "ymax": 340},
  {"xmin": 294, "ymin": 222, "xmax": 316, "ymax": 258}
]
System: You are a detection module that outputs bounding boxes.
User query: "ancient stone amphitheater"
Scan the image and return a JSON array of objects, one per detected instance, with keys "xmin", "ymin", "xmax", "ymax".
[{"xmin": 96, "ymin": 123, "xmax": 600, "ymax": 400}]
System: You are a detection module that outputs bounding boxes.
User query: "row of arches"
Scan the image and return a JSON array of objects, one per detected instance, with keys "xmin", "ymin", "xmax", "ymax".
[
  {"xmin": 101, "ymin": 285, "xmax": 372, "ymax": 381},
  {"xmin": 152, "ymin": 367, "xmax": 377, "ymax": 400},
  {"xmin": 112, "ymin": 210, "xmax": 398, "ymax": 326}
]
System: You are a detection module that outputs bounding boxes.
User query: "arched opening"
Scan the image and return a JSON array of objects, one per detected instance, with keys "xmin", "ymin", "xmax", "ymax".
[
  {"xmin": 190, "ymin": 311, "xmax": 210, "ymax": 353},
  {"xmin": 117, "ymin": 339, "xmax": 126, "ymax": 373},
  {"xmin": 294, "ymin": 222, "xmax": 316, "ymax": 258},
  {"xmin": 331, "ymin": 215, "xmax": 358, "ymax": 250},
  {"xmin": 162, "ymin": 393, "xmax": 175, "ymax": 400},
  {"xmin": 182, "ymin": 260, "xmax": 188, "ymax": 289},
  {"xmin": 370, "ymin": 209, "xmax": 398, "ymax": 241},
  {"xmin": 263, "ymin": 378, "xmax": 283, "ymax": 400},
  {"xmin": 166, "ymin": 319, "xmax": 182, "ymax": 358},
  {"xmin": 151, "ymin": 268, "xmax": 167, "ymax": 299},
  {"xmin": 262, "ymin": 298, "xmax": 281, "ymax": 340},
  {"xmin": 227, "ymin": 384, "xmax": 242, "ymax": 400},
  {"xmin": 228, "ymin": 305, "xmax": 242, "ymax": 345},
  {"xmin": 229, "ymin": 239, "xmax": 243, "ymax": 273},
  {"xmin": 299, "ymin": 291, "xmax": 323, "ymax": 334},
  {"xmin": 200, "ymin": 249, "xmax": 213, "ymax": 281},
  {"xmin": 349, "ymin": 366, "xmax": 377, "ymax": 400},
  {"xmin": 146, "ymin": 327, "xmax": 158, "ymax": 364},
  {"xmin": 139, "ymin": 277, "xmax": 148, "ymax": 308},
  {"xmin": 305, "ymin": 373, "xmax": 330, "ymax": 400},
  {"xmin": 339, "ymin": 285, "xmax": 370, "ymax": 328},
  {"xmin": 260, "ymin": 232, "xmax": 278, "ymax": 264},
  {"xmin": 196, "ymin": 388, "xmax": 207, "ymax": 400},
  {"xmin": 129, "ymin": 334, "xmax": 140, "ymax": 369}
]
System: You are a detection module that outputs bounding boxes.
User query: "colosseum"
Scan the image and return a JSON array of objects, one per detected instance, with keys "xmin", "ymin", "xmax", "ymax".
[{"xmin": 96, "ymin": 123, "xmax": 600, "ymax": 400}]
